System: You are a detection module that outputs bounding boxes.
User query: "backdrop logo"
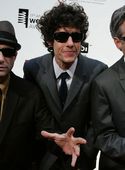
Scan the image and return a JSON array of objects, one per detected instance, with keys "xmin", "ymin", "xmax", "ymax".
[
  {"xmin": 18, "ymin": 8, "xmax": 40, "ymax": 29},
  {"xmin": 18, "ymin": 9, "xmax": 29, "ymax": 28}
]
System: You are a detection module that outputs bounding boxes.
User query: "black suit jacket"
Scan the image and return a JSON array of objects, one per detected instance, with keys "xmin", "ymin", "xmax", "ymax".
[
  {"xmin": 0, "ymin": 72, "xmax": 52, "ymax": 170},
  {"xmin": 91, "ymin": 57, "xmax": 125, "ymax": 170},
  {"xmin": 24, "ymin": 53, "xmax": 107, "ymax": 170}
]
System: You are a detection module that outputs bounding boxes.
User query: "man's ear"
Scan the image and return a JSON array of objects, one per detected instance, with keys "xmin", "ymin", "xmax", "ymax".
[
  {"xmin": 15, "ymin": 51, "xmax": 18, "ymax": 56},
  {"xmin": 47, "ymin": 42, "xmax": 54, "ymax": 52},
  {"xmin": 114, "ymin": 37, "xmax": 122, "ymax": 51},
  {"xmin": 13, "ymin": 51, "xmax": 17, "ymax": 60},
  {"xmin": 48, "ymin": 41, "xmax": 53, "ymax": 46}
]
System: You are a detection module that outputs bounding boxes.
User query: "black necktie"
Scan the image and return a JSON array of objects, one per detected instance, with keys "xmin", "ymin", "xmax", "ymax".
[{"xmin": 59, "ymin": 72, "xmax": 69, "ymax": 107}]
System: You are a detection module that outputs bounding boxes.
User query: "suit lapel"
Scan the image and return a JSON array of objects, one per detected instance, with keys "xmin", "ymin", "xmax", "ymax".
[
  {"xmin": 64, "ymin": 55, "xmax": 88, "ymax": 111},
  {"xmin": 0, "ymin": 76, "xmax": 19, "ymax": 144},
  {"xmin": 45, "ymin": 66, "xmax": 61, "ymax": 109},
  {"xmin": 119, "ymin": 57, "xmax": 125, "ymax": 92},
  {"xmin": 37, "ymin": 56, "xmax": 62, "ymax": 113}
]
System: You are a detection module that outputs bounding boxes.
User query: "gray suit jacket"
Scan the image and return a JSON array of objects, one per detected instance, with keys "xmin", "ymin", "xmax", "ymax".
[
  {"xmin": 91, "ymin": 57, "xmax": 125, "ymax": 170},
  {"xmin": 24, "ymin": 53, "xmax": 107, "ymax": 170}
]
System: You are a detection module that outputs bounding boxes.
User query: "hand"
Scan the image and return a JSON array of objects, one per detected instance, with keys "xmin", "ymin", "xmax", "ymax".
[{"xmin": 41, "ymin": 127, "xmax": 87, "ymax": 167}]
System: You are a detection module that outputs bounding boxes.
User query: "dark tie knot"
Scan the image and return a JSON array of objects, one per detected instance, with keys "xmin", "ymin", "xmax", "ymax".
[{"xmin": 59, "ymin": 72, "xmax": 69, "ymax": 80}]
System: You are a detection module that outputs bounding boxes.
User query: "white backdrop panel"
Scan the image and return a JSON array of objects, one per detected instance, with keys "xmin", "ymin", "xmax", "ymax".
[
  {"xmin": 0, "ymin": 0, "xmax": 125, "ymax": 169},
  {"xmin": 0, "ymin": 0, "xmax": 124, "ymax": 76}
]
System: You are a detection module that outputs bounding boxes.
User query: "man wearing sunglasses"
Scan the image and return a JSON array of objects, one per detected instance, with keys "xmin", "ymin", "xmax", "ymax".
[
  {"xmin": 0, "ymin": 20, "xmax": 87, "ymax": 170},
  {"xmin": 23, "ymin": 3, "xmax": 107, "ymax": 170},
  {"xmin": 0, "ymin": 20, "xmax": 54, "ymax": 170},
  {"xmin": 91, "ymin": 5, "xmax": 125, "ymax": 170}
]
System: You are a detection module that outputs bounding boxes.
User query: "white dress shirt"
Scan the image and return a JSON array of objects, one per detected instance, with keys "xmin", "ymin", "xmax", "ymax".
[{"xmin": 53, "ymin": 57, "xmax": 78, "ymax": 90}]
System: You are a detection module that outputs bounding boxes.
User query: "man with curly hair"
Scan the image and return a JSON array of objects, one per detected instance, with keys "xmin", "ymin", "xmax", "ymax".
[
  {"xmin": 0, "ymin": 20, "xmax": 86, "ymax": 170},
  {"xmin": 23, "ymin": 3, "xmax": 107, "ymax": 170}
]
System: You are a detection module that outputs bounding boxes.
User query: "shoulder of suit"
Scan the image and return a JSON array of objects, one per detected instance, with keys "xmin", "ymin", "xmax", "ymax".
[
  {"xmin": 79, "ymin": 54, "xmax": 107, "ymax": 67},
  {"xmin": 10, "ymin": 72, "xmax": 41, "ymax": 97},
  {"xmin": 79, "ymin": 55, "xmax": 108, "ymax": 76},
  {"xmin": 26, "ymin": 53, "xmax": 52, "ymax": 66},
  {"xmin": 95, "ymin": 57, "xmax": 123, "ymax": 83},
  {"xmin": 93, "ymin": 65, "xmax": 118, "ymax": 87}
]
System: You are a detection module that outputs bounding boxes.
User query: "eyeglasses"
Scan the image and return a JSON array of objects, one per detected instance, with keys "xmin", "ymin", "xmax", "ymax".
[
  {"xmin": 121, "ymin": 37, "xmax": 125, "ymax": 41},
  {"xmin": 0, "ymin": 48, "xmax": 16, "ymax": 58},
  {"xmin": 53, "ymin": 32, "xmax": 83, "ymax": 43},
  {"xmin": 118, "ymin": 35, "xmax": 125, "ymax": 41}
]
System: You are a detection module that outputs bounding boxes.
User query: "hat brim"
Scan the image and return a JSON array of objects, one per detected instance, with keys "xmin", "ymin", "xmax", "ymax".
[{"xmin": 0, "ymin": 38, "xmax": 21, "ymax": 50}]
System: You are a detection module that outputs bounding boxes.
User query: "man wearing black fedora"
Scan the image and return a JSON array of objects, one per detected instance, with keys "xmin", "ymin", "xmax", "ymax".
[
  {"xmin": 0, "ymin": 20, "xmax": 85, "ymax": 170},
  {"xmin": 0, "ymin": 20, "xmax": 50, "ymax": 170}
]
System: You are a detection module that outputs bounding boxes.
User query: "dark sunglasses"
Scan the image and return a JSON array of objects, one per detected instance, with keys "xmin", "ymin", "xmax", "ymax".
[
  {"xmin": 119, "ymin": 36, "xmax": 125, "ymax": 41},
  {"xmin": 53, "ymin": 32, "xmax": 83, "ymax": 43},
  {"xmin": 0, "ymin": 48, "xmax": 16, "ymax": 58}
]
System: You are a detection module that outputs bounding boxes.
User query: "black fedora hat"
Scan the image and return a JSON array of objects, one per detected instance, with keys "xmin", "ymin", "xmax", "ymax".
[{"xmin": 0, "ymin": 21, "xmax": 21, "ymax": 50}]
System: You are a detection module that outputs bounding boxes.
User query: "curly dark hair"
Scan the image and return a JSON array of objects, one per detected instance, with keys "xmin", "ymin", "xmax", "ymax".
[
  {"xmin": 36, "ymin": 3, "xmax": 89, "ymax": 52},
  {"xmin": 110, "ymin": 5, "xmax": 125, "ymax": 38}
]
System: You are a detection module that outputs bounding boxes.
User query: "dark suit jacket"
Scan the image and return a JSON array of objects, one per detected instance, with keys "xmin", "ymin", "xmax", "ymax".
[
  {"xmin": 23, "ymin": 53, "xmax": 107, "ymax": 170},
  {"xmin": 91, "ymin": 57, "xmax": 125, "ymax": 170},
  {"xmin": 0, "ymin": 72, "xmax": 52, "ymax": 170}
]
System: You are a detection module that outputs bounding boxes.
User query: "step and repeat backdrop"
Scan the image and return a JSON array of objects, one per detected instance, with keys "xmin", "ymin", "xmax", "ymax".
[
  {"xmin": 0, "ymin": 0, "xmax": 124, "ymax": 77},
  {"xmin": 0, "ymin": 0, "xmax": 125, "ymax": 169}
]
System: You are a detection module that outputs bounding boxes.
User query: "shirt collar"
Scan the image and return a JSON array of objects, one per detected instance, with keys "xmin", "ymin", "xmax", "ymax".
[{"xmin": 53, "ymin": 57, "xmax": 78, "ymax": 79}]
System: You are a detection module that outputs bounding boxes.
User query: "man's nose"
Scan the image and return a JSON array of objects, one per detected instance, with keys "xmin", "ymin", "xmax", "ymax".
[
  {"xmin": 66, "ymin": 36, "xmax": 74, "ymax": 45},
  {"xmin": 0, "ymin": 52, "xmax": 5, "ymax": 60}
]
